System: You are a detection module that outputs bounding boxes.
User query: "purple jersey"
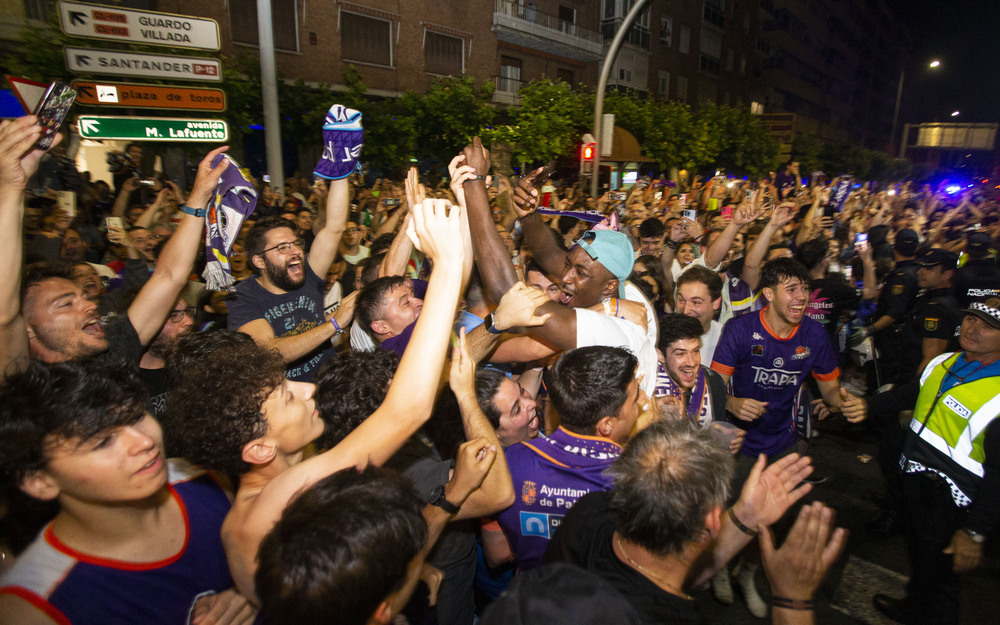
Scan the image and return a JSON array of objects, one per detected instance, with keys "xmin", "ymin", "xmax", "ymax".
[
  {"xmin": 496, "ymin": 427, "xmax": 620, "ymax": 570},
  {"xmin": 711, "ymin": 309, "xmax": 839, "ymax": 457}
]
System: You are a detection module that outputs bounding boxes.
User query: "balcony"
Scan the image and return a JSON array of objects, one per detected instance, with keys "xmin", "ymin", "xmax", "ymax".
[
  {"xmin": 600, "ymin": 18, "xmax": 651, "ymax": 50},
  {"xmin": 492, "ymin": 0, "xmax": 603, "ymax": 62},
  {"xmin": 493, "ymin": 75, "xmax": 526, "ymax": 106}
]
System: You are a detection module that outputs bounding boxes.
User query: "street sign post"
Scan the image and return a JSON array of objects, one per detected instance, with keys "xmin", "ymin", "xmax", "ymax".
[
  {"xmin": 65, "ymin": 47, "xmax": 222, "ymax": 82},
  {"xmin": 59, "ymin": 1, "xmax": 221, "ymax": 51},
  {"xmin": 72, "ymin": 81, "xmax": 226, "ymax": 112},
  {"xmin": 77, "ymin": 115, "xmax": 228, "ymax": 142}
]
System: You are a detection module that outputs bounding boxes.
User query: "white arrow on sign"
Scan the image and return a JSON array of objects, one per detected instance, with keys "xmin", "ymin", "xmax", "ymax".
[{"xmin": 80, "ymin": 118, "xmax": 100, "ymax": 134}]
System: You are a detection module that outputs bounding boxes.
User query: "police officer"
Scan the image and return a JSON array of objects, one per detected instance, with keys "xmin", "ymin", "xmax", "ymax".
[
  {"xmin": 869, "ymin": 302, "xmax": 1000, "ymax": 625},
  {"xmin": 954, "ymin": 232, "xmax": 1000, "ymax": 308},
  {"xmin": 903, "ymin": 248, "xmax": 961, "ymax": 380},
  {"xmin": 850, "ymin": 228, "xmax": 921, "ymax": 385}
]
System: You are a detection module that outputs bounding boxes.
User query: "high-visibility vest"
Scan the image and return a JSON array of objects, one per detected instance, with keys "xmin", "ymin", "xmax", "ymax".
[{"xmin": 911, "ymin": 352, "xmax": 1000, "ymax": 479}]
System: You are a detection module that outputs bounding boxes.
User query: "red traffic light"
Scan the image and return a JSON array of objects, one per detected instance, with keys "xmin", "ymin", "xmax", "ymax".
[{"xmin": 582, "ymin": 143, "xmax": 595, "ymax": 160}]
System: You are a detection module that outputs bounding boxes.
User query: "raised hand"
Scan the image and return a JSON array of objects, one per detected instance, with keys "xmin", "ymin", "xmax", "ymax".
[
  {"xmin": 445, "ymin": 437, "xmax": 498, "ymax": 505},
  {"xmin": 760, "ymin": 502, "xmax": 847, "ymax": 602},
  {"xmin": 492, "ymin": 282, "xmax": 553, "ymax": 331},
  {"xmin": 187, "ymin": 146, "xmax": 231, "ymax": 209},
  {"xmin": 511, "ymin": 167, "xmax": 544, "ymax": 219},
  {"xmin": 771, "ymin": 201, "xmax": 797, "ymax": 228},
  {"xmin": 449, "ymin": 327, "xmax": 476, "ymax": 397},
  {"xmin": 0, "ymin": 116, "xmax": 55, "ymax": 190},
  {"xmin": 734, "ymin": 453, "xmax": 814, "ymax": 530},
  {"xmin": 406, "ymin": 198, "xmax": 465, "ymax": 267},
  {"xmin": 461, "ymin": 136, "xmax": 491, "ymax": 176}
]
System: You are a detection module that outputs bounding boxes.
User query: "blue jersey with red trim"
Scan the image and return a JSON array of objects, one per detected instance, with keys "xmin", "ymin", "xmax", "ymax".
[
  {"xmin": 0, "ymin": 461, "xmax": 233, "ymax": 625},
  {"xmin": 496, "ymin": 427, "xmax": 620, "ymax": 571},
  {"xmin": 711, "ymin": 309, "xmax": 839, "ymax": 457}
]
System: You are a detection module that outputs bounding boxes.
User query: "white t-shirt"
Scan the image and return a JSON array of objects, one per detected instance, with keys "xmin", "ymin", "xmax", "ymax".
[
  {"xmin": 701, "ymin": 319, "xmax": 723, "ymax": 365},
  {"xmin": 575, "ymin": 282, "xmax": 659, "ymax": 397},
  {"xmin": 350, "ymin": 318, "xmax": 377, "ymax": 352},
  {"xmin": 342, "ymin": 246, "xmax": 371, "ymax": 265}
]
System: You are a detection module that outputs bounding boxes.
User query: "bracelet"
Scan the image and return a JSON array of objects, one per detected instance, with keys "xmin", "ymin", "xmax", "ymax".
[
  {"xmin": 471, "ymin": 174, "xmax": 487, "ymax": 181},
  {"xmin": 330, "ymin": 317, "xmax": 343, "ymax": 334},
  {"xmin": 665, "ymin": 239, "xmax": 680, "ymax": 249},
  {"xmin": 180, "ymin": 205, "xmax": 206, "ymax": 218},
  {"xmin": 771, "ymin": 596, "xmax": 814, "ymax": 611},
  {"xmin": 728, "ymin": 507, "xmax": 758, "ymax": 536},
  {"xmin": 484, "ymin": 312, "xmax": 504, "ymax": 335}
]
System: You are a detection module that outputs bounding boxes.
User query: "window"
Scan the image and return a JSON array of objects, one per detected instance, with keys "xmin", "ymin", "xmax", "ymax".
[
  {"xmin": 557, "ymin": 68, "xmax": 575, "ymax": 85},
  {"xmin": 660, "ymin": 16, "xmax": 672, "ymax": 46},
  {"xmin": 341, "ymin": 11, "xmax": 393, "ymax": 66},
  {"xmin": 500, "ymin": 57, "xmax": 522, "ymax": 93},
  {"xmin": 679, "ymin": 25, "xmax": 691, "ymax": 54},
  {"xmin": 726, "ymin": 48, "xmax": 734, "ymax": 72},
  {"xmin": 677, "ymin": 75, "xmax": 688, "ymax": 102},
  {"xmin": 231, "ymin": 0, "xmax": 299, "ymax": 52},
  {"xmin": 700, "ymin": 27, "xmax": 722, "ymax": 59},
  {"xmin": 559, "ymin": 5, "xmax": 576, "ymax": 34},
  {"xmin": 658, "ymin": 71, "xmax": 670, "ymax": 98},
  {"xmin": 424, "ymin": 31, "xmax": 463, "ymax": 76}
]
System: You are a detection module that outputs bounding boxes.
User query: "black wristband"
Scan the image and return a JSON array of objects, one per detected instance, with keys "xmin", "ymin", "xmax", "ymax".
[
  {"xmin": 728, "ymin": 507, "xmax": 758, "ymax": 536},
  {"xmin": 665, "ymin": 239, "xmax": 681, "ymax": 249},
  {"xmin": 429, "ymin": 485, "xmax": 461, "ymax": 514},
  {"xmin": 771, "ymin": 596, "xmax": 814, "ymax": 611}
]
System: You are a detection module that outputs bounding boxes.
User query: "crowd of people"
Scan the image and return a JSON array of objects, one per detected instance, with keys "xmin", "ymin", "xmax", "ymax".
[{"xmin": 0, "ymin": 109, "xmax": 997, "ymax": 625}]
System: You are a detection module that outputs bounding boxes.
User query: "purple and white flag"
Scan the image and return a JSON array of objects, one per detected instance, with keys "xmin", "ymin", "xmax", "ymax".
[{"xmin": 314, "ymin": 104, "xmax": 364, "ymax": 180}]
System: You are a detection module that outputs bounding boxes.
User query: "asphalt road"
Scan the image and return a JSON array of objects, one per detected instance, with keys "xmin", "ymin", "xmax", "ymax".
[{"xmin": 696, "ymin": 417, "xmax": 1000, "ymax": 625}]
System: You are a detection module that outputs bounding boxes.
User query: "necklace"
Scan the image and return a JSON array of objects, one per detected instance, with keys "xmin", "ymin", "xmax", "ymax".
[{"xmin": 615, "ymin": 534, "xmax": 693, "ymax": 600}]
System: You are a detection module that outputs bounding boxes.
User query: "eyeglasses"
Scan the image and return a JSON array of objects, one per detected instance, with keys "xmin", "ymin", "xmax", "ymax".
[
  {"xmin": 260, "ymin": 239, "xmax": 306, "ymax": 255},
  {"xmin": 345, "ymin": 227, "xmax": 360, "ymax": 234},
  {"xmin": 169, "ymin": 307, "xmax": 196, "ymax": 322}
]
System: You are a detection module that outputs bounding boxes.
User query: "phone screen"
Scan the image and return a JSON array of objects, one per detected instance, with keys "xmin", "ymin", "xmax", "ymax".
[
  {"xmin": 855, "ymin": 233, "xmax": 868, "ymax": 252},
  {"xmin": 34, "ymin": 82, "xmax": 76, "ymax": 150}
]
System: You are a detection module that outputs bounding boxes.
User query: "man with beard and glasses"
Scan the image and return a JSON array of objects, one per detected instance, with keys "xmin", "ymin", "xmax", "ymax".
[{"xmin": 228, "ymin": 178, "xmax": 358, "ymax": 382}]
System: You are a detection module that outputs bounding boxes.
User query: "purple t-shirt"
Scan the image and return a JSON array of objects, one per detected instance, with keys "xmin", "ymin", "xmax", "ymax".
[
  {"xmin": 711, "ymin": 309, "xmax": 839, "ymax": 457},
  {"xmin": 496, "ymin": 427, "xmax": 621, "ymax": 570}
]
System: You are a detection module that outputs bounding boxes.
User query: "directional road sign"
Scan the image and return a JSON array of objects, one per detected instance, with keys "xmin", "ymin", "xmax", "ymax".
[
  {"xmin": 59, "ymin": 1, "xmax": 221, "ymax": 51},
  {"xmin": 72, "ymin": 81, "xmax": 226, "ymax": 112},
  {"xmin": 65, "ymin": 47, "xmax": 221, "ymax": 82},
  {"xmin": 77, "ymin": 116, "xmax": 228, "ymax": 142}
]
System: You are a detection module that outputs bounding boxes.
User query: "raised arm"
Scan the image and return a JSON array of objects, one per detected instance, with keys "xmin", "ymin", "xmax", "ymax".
[
  {"xmin": 742, "ymin": 202, "xmax": 795, "ymax": 291},
  {"xmin": 703, "ymin": 203, "xmax": 764, "ymax": 270},
  {"xmin": 510, "ymin": 168, "xmax": 569, "ymax": 277},
  {"xmin": 307, "ymin": 177, "xmax": 349, "ymax": 278},
  {"xmin": 252, "ymin": 198, "xmax": 469, "ymax": 516},
  {"xmin": 448, "ymin": 329, "xmax": 515, "ymax": 519},
  {"xmin": 0, "ymin": 116, "xmax": 52, "ymax": 378},
  {"xmin": 126, "ymin": 147, "xmax": 227, "ymax": 346},
  {"xmin": 111, "ymin": 176, "xmax": 138, "ymax": 219}
]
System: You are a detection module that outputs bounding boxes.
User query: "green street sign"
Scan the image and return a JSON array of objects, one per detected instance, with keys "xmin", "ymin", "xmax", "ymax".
[{"xmin": 77, "ymin": 115, "xmax": 228, "ymax": 141}]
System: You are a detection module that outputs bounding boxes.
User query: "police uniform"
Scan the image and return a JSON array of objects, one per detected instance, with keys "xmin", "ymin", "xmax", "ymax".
[
  {"xmin": 901, "ymin": 287, "xmax": 961, "ymax": 377},
  {"xmin": 874, "ymin": 257, "xmax": 919, "ymax": 384},
  {"xmin": 869, "ymin": 302, "xmax": 1000, "ymax": 625},
  {"xmin": 954, "ymin": 256, "xmax": 1000, "ymax": 309}
]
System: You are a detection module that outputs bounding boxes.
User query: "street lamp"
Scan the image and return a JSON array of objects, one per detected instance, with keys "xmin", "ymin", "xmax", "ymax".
[{"xmin": 892, "ymin": 59, "xmax": 942, "ymax": 155}]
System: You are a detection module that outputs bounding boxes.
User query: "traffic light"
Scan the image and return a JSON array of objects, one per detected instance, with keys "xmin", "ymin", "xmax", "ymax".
[{"xmin": 580, "ymin": 142, "xmax": 596, "ymax": 174}]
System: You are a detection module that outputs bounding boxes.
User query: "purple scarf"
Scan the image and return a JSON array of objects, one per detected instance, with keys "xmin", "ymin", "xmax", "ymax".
[{"xmin": 202, "ymin": 154, "xmax": 257, "ymax": 291}]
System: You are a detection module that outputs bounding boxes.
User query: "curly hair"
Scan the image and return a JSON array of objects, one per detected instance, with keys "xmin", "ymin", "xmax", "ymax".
[
  {"xmin": 166, "ymin": 341, "xmax": 285, "ymax": 475},
  {"xmin": 312, "ymin": 350, "xmax": 399, "ymax": 449},
  {"xmin": 0, "ymin": 360, "xmax": 146, "ymax": 485}
]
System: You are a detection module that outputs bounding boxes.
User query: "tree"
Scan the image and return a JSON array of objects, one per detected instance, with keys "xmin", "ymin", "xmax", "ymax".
[
  {"xmin": 498, "ymin": 79, "xmax": 591, "ymax": 166},
  {"xmin": 409, "ymin": 76, "xmax": 494, "ymax": 160}
]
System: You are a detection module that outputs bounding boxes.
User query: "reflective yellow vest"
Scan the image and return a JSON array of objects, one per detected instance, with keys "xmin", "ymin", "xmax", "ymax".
[{"xmin": 911, "ymin": 352, "xmax": 1000, "ymax": 478}]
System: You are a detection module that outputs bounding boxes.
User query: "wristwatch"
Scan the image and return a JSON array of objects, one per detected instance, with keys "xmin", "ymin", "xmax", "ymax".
[
  {"xmin": 429, "ymin": 485, "xmax": 461, "ymax": 514},
  {"xmin": 963, "ymin": 528, "xmax": 986, "ymax": 544},
  {"xmin": 483, "ymin": 312, "xmax": 505, "ymax": 335}
]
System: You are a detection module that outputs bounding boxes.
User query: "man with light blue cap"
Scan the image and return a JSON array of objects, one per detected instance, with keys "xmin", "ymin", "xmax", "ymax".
[{"xmin": 458, "ymin": 138, "xmax": 658, "ymax": 396}]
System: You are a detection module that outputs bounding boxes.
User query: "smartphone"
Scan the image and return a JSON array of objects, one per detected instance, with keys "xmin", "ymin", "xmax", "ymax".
[
  {"xmin": 105, "ymin": 216, "xmax": 124, "ymax": 231},
  {"xmin": 610, "ymin": 191, "xmax": 627, "ymax": 202},
  {"xmin": 683, "ymin": 208, "xmax": 698, "ymax": 222},
  {"xmin": 263, "ymin": 174, "xmax": 271, "ymax": 183},
  {"xmin": 138, "ymin": 178, "xmax": 157, "ymax": 187},
  {"xmin": 654, "ymin": 190, "xmax": 663, "ymax": 200},
  {"xmin": 854, "ymin": 232, "xmax": 868, "ymax": 252},
  {"xmin": 746, "ymin": 189, "xmax": 758, "ymax": 204},
  {"xmin": 680, "ymin": 193, "xmax": 688, "ymax": 205},
  {"xmin": 720, "ymin": 206, "xmax": 733, "ymax": 220},
  {"xmin": 34, "ymin": 81, "xmax": 77, "ymax": 150},
  {"xmin": 383, "ymin": 198, "xmax": 401, "ymax": 207}
]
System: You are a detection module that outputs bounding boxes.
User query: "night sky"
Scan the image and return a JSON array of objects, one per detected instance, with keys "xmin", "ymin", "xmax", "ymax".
[{"xmin": 886, "ymin": 0, "xmax": 1000, "ymax": 124}]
